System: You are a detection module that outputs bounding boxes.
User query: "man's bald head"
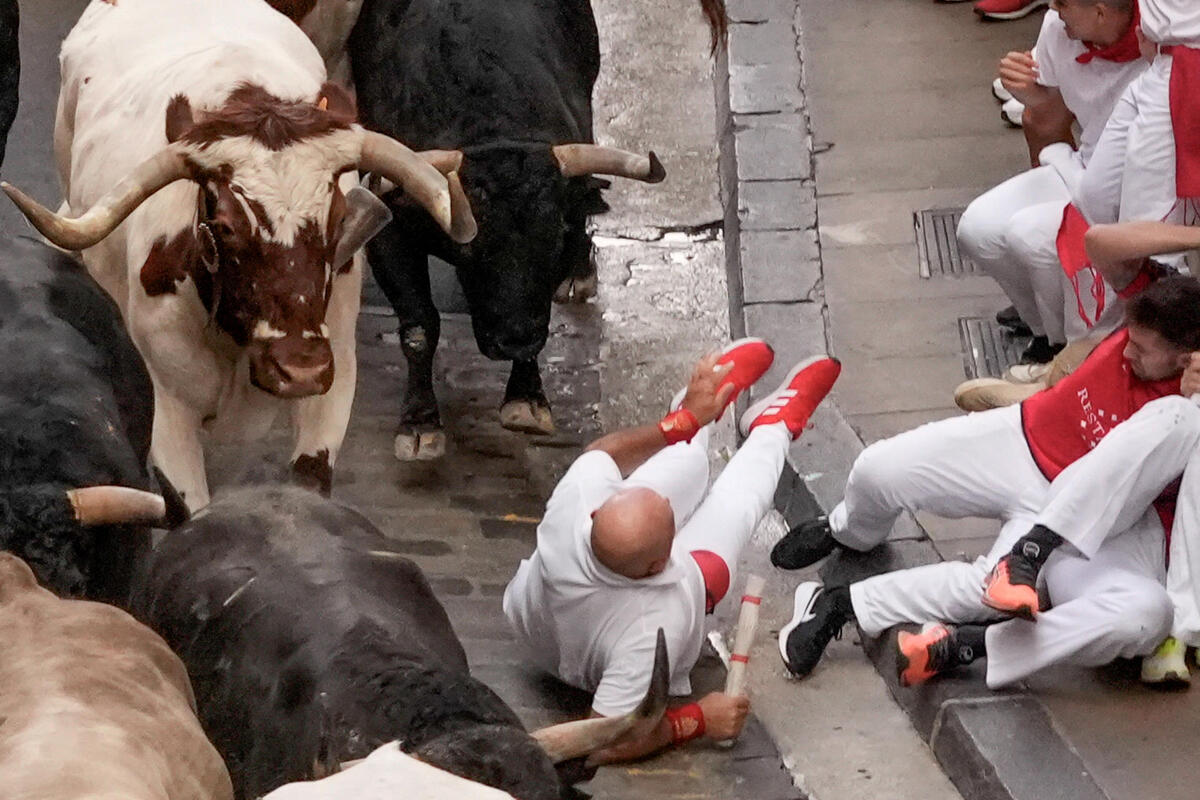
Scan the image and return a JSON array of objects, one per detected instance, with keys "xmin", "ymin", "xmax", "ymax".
[{"xmin": 591, "ymin": 488, "xmax": 676, "ymax": 579}]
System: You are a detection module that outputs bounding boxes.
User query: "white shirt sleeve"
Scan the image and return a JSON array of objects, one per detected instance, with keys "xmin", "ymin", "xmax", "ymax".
[
  {"xmin": 591, "ymin": 633, "xmax": 660, "ymax": 717},
  {"xmin": 1035, "ymin": 12, "xmax": 1065, "ymax": 89}
]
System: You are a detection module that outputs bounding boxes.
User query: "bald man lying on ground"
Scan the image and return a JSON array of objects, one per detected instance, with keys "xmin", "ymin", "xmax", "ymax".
[{"xmin": 504, "ymin": 340, "xmax": 841, "ymax": 762}]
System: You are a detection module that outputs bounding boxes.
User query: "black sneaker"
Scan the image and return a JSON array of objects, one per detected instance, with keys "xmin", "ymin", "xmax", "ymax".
[
  {"xmin": 995, "ymin": 305, "xmax": 1032, "ymax": 336},
  {"xmin": 771, "ymin": 516, "xmax": 840, "ymax": 570},
  {"xmin": 1018, "ymin": 336, "xmax": 1064, "ymax": 365},
  {"xmin": 981, "ymin": 551, "xmax": 1042, "ymax": 620},
  {"xmin": 779, "ymin": 582, "xmax": 849, "ymax": 678}
]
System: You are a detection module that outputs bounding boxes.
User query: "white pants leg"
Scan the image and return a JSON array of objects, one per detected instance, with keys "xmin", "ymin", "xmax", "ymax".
[
  {"xmin": 1036, "ymin": 396, "xmax": 1200, "ymax": 557},
  {"xmin": 624, "ymin": 426, "xmax": 710, "ymax": 529},
  {"xmin": 828, "ymin": 406, "xmax": 1048, "ymax": 551},
  {"xmin": 852, "ymin": 517, "xmax": 1029, "ymax": 637},
  {"xmin": 958, "ymin": 167, "xmax": 1072, "ymax": 337},
  {"xmin": 674, "ymin": 424, "xmax": 790, "ymax": 592},
  {"xmin": 986, "ymin": 510, "xmax": 1171, "ymax": 687},
  {"xmin": 1167, "ymin": 446, "xmax": 1200, "ymax": 646}
]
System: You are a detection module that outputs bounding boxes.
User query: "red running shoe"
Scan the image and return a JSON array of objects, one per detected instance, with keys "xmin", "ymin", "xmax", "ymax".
[
  {"xmin": 897, "ymin": 623, "xmax": 960, "ymax": 687},
  {"xmin": 669, "ymin": 338, "xmax": 774, "ymax": 415},
  {"xmin": 981, "ymin": 553, "xmax": 1041, "ymax": 620},
  {"xmin": 739, "ymin": 356, "xmax": 842, "ymax": 439},
  {"xmin": 974, "ymin": 0, "xmax": 1048, "ymax": 21}
]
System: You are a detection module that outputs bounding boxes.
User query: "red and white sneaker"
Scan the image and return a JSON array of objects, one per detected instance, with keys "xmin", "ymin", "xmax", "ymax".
[
  {"xmin": 974, "ymin": 0, "xmax": 1048, "ymax": 21},
  {"xmin": 739, "ymin": 356, "xmax": 841, "ymax": 439},
  {"xmin": 672, "ymin": 337, "xmax": 775, "ymax": 415}
]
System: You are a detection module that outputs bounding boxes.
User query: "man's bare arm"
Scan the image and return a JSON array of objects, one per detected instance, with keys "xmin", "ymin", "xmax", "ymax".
[
  {"xmin": 585, "ymin": 692, "xmax": 751, "ymax": 765},
  {"xmin": 586, "ymin": 354, "xmax": 734, "ymax": 477},
  {"xmin": 1022, "ymin": 93, "xmax": 1075, "ymax": 167},
  {"xmin": 1085, "ymin": 222, "xmax": 1200, "ymax": 289}
]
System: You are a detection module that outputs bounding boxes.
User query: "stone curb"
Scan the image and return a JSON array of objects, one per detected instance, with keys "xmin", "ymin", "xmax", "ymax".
[{"xmin": 714, "ymin": 2, "xmax": 1109, "ymax": 799}]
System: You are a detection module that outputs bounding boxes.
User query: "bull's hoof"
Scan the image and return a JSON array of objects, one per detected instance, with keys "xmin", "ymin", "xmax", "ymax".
[
  {"xmin": 499, "ymin": 399, "xmax": 555, "ymax": 435},
  {"xmin": 394, "ymin": 428, "xmax": 447, "ymax": 462},
  {"xmin": 553, "ymin": 271, "xmax": 598, "ymax": 304}
]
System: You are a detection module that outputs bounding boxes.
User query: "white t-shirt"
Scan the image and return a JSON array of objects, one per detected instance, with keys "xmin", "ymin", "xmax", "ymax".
[
  {"xmin": 1035, "ymin": 10, "xmax": 1147, "ymax": 164},
  {"xmin": 502, "ymin": 451, "xmax": 707, "ymax": 717},
  {"xmin": 1142, "ymin": 0, "xmax": 1200, "ymax": 46}
]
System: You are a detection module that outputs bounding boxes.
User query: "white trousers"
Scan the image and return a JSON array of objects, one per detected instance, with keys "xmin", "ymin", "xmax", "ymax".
[
  {"xmin": 958, "ymin": 166, "xmax": 1119, "ymax": 345},
  {"xmin": 1078, "ymin": 55, "xmax": 1186, "ymax": 235},
  {"xmin": 831, "ymin": 400, "xmax": 1200, "ymax": 687},
  {"xmin": 625, "ymin": 424, "xmax": 790, "ymax": 605}
]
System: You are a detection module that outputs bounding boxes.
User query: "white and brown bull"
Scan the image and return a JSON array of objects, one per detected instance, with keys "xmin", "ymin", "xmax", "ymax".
[
  {"xmin": 0, "ymin": 551, "xmax": 233, "ymax": 800},
  {"xmin": 2, "ymin": 0, "xmax": 472, "ymax": 509}
]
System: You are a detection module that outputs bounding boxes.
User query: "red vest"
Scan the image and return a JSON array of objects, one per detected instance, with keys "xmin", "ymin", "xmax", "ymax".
[{"xmin": 1021, "ymin": 330, "xmax": 1182, "ymax": 533}]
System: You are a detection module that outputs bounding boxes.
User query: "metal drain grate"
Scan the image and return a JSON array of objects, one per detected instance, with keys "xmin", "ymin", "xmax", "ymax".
[
  {"xmin": 958, "ymin": 317, "xmax": 1029, "ymax": 379},
  {"xmin": 916, "ymin": 208, "xmax": 977, "ymax": 278}
]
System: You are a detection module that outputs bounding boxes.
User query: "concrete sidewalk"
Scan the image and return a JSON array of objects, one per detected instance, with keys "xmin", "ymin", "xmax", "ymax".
[{"xmin": 735, "ymin": 1, "xmax": 1197, "ymax": 799}]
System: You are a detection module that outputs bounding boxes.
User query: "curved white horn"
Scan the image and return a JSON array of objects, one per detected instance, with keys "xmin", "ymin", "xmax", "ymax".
[
  {"xmin": 359, "ymin": 131, "xmax": 456, "ymax": 239},
  {"xmin": 531, "ymin": 629, "xmax": 669, "ymax": 763},
  {"xmin": 445, "ymin": 172, "xmax": 478, "ymax": 244},
  {"xmin": 67, "ymin": 486, "xmax": 167, "ymax": 526},
  {"xmin": 551, "ymin": 144, "xmax": 666, "ymax": 183},
  {"xmin": 3, "ymin": 147, "xmax": 191, "ymax": 251},
  {"xmin": 419, "ymin": 149, "xmax": 465, "ymax": 175}
]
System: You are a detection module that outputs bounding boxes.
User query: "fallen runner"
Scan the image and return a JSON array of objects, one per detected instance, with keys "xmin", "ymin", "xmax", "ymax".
[
  {"xmin": 503, "ymin": 340, "xmax": 840, "ymax": 762},
  {"xmin": 771, "ymin": 276, "xmax": 1200, "ymax": 689}
]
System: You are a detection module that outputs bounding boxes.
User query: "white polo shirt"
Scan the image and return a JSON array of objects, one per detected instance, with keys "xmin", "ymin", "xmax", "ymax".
[
  {"xmin": 502, "ymin": 451, "xmax": 707, "ymax": 716},
  {"xmin": 1141, "ymin": 0, "xmax": 1200, "ymax": 46},
  {"xmin": 1035, "ymin": 10, "xmax": 1147, "ymax": 164}
]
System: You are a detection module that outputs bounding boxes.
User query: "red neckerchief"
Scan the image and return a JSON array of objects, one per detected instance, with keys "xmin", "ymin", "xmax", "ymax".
[
  {"xmin": 1055, "ymin": 203, "xmax": 1106, "ymax": 328},
  {"xmin": 1076, "ymin": 6, "xmax": 1142, "ymax": 64}
]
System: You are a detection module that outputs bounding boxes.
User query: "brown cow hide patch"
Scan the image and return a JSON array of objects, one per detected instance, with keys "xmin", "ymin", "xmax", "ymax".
[
  {"xmin": 263, "ymin": 0, "xmax": 318, "ymax": 23},
  {"xmin": 140, "ymin": 228, "xmax": 214, "ymax": 310},
  {"xmin": 177, "ymin": 84, "xmax": 354, "ymax": 152}
]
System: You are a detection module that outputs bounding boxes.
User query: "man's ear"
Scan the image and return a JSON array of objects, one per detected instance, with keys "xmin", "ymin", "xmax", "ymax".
[
  {"xmin": 317, "ymin": 82, "xmax": 357, "ymax": 124},
  {"xmin": 165, "ymin": 95, "xmax": 195, "ymax": 143}
]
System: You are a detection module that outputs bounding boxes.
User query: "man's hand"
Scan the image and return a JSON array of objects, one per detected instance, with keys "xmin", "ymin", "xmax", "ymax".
[
  {"xmin": 999, "ymin": 50, "xmax": 1043, "ymax": 106},
  {"xmin": 698, "ymin": 691, "xmax": 750, "ymax": 741},
  {"xmin": 680, "ymin": 352, "xmax": 736, "ymax": 426},
  {"xmin": 1181, "ymin": 353, "xmax": 1200, "ymax": 398}
]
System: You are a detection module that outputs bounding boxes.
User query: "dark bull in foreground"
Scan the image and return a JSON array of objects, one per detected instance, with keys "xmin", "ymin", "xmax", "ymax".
[
  {"xmin": 0, "ymin": 236, "xmax": 167, "ymax": 603},
  {"xmin": 133, "ymin": 486, "xmax": 668, "ymax": 800},
  {"xmin": 346, "ymin": 0, "xmax": 667, "ymax": 459}
]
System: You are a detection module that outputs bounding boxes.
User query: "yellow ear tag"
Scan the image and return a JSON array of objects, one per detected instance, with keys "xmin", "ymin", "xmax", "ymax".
[{"xmin": 318, "ymin": 97, "xmax": 329, "ymax": 111}]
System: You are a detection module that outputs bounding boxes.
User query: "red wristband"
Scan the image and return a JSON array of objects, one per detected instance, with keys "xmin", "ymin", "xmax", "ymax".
[
  {"xmin": 1117, "ymin": 262, "xmax": 1157, "ymax": 299},
  {"xmin": 658, "ymin": 408, "xmax": 700, "ymax": 445},
  {"xmin": 664, "ymin": 702, "xmax": 706, "ymax": 744}
]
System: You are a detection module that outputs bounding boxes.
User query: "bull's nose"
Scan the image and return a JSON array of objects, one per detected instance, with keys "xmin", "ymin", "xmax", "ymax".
[{"xmin": 249, "ymin": 336, "xmax": 334, "ymax": 398}]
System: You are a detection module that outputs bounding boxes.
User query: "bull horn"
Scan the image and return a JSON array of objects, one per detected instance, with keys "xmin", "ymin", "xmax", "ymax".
[
  {"xmin": 359, "ymin": 131, "xmax": 456, "ymax": 240},
  {"xmin": 67, "ymin": 486, "xmax": 167, "ymax": 526},
  {"xmin": 419, "ymin": 149, "xmax": 465, "ymax": 175},
  {"xmin": 531, "ymin": 628, "xmax": 669, "ymax": 763},
  {"xmin": 2, "ymin": 147, "xmax": 191, "ymax": 251},
  {"xmin": 551, "ymin": 144, "xmax": 666, "ymax": 183}
]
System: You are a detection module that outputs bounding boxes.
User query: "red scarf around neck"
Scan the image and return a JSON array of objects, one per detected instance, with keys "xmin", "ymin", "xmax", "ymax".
[{"xmin": 1076, "ymin": 5, "xmax": 1142, "ymax": 64}]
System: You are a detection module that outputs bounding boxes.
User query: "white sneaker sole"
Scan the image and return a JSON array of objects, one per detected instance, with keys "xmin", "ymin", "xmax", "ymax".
[
  {"xmin": 991, "ymin": 77, "xmax": 1012, "ymax": 103},
  {"xmin": 739, "ymin": 355, "xmax": 827, "ymax": 437},
  {"xmin": 978, "ymin": 0, "xmax": 1049, "ymax": 21},
  {"xmin": 778, "ymin": 582, "xmax": 823, "ymax": 670}
]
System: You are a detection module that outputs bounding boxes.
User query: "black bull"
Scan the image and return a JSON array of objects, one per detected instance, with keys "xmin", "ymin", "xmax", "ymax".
[
  {"xmin": 0, "ymin": 236, "xmax": 157, "ymax": 602},
  {"xmin": 0, "ymin": 0, "xmax": 16, "ymax": 171},
  {"xmin": 132, "ymin": 486, "xmax": 667, "ymax": 800},
  {"xmin": 348, "ymin": 0, "xmax": 665, "ymax": 456}
]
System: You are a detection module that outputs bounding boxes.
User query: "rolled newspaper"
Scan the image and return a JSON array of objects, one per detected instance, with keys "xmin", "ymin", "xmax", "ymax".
[{"xmin": 724, "ymin": 574, "xmax": 765, "ymax": 697}]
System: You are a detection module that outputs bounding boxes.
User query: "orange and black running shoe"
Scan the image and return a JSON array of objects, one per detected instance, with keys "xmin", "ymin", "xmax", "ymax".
[
  {"xmin": 981, "ymin": 553, "xmax": 1041, "ymax": 620},
  {"xmin": 897, "ymin": 623, "xmax": 960, "ymax": 687}
]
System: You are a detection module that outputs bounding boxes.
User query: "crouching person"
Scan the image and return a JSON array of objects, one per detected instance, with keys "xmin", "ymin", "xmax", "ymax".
[
  {"xmin": 772, "ymin": 276, "xmax": 1200, "ymax": 689},
  {"xmin": 503, "ymin": 340, "xmax": 841, "ymax": 760}
]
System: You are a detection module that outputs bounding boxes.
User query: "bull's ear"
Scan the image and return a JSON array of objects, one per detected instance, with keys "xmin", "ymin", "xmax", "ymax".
[
  {"xmin": 165, "ymin": 95, "xmax": 195, "ymax": 144},
  {"xmin": 317, "ymin": 82, "xmax": 357, "ymax": 124}
]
